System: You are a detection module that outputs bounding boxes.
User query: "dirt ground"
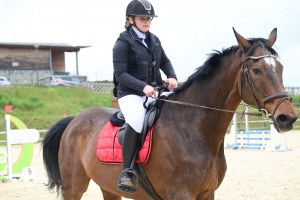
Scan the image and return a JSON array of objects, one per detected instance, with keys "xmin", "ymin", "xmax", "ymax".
[{"xmin": 0, "ymin": 131, "xmax": 299, "ymax": 200}]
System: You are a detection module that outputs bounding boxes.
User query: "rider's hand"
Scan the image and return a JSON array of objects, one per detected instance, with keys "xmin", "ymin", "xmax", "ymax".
[
  {"xmin": 166, "ymin": 78, "xmax": 178, "ymax": 90},
  {"xmin": 143, "ymin": 85, "xmax": 156, "ymax": 98}
]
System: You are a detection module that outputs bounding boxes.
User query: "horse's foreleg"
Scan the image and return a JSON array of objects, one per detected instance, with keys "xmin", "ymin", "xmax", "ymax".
[{"xmin": 100, "ymin": 188, "xmax": 122, "ymax": 200}]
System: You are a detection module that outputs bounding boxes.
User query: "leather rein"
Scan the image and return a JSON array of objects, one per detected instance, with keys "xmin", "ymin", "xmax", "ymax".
[{"xmin": 151, "ymin": 54, "xmax": 290, "ymax": 119}]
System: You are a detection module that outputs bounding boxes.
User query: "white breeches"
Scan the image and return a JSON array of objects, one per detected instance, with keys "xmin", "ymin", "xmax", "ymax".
[{"xmin": 118, "ymin": 91, "xmax": 172, "ymax": 133}]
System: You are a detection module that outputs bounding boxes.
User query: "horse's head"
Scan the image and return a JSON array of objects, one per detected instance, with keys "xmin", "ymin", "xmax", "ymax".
[{"xmin": 233, "ymin": 28, "xmax": 298, "ymax": 132}]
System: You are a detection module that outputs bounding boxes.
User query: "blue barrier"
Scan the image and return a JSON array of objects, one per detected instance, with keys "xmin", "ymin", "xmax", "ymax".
[{"xmin": 227, "ymin": 130, "xmax": 281, "ymax": 150}]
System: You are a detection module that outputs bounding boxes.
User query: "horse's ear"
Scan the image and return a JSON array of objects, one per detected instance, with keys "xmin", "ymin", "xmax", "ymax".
[
  {"xmin": 232, "ymin": 27, "xmax": 251, "ymax": 53},
  {"xmin": 266, "ymin": 28, "xmax": 277, "ymax": 47}
]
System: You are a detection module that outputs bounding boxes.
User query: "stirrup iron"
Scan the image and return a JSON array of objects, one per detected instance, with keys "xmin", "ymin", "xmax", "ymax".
[{"xmin": 117, "ymin": 168, "xmax": 139, "ymax": 193}]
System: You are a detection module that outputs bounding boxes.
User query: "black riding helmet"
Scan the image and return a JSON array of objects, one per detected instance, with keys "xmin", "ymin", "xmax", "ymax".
[{"xmin": 126, "ymin": 0, "xmax": 158, "ymax": 17}]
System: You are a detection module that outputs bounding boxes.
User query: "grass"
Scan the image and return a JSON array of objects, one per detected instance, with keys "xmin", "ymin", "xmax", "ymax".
[{"xmin": 0, "ymin": 86, "xmax": 112, "ymax": 131}]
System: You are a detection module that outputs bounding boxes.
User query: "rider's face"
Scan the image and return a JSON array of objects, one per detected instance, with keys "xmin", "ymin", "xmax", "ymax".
[{"xmin": 129, "ymin": 16, "xmax": 152, "ymax": 33}]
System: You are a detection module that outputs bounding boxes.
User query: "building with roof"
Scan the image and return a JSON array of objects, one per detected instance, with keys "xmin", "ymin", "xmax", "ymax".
[{"xmin": 0, "ymin": 42, "xmax": 90, "ymax": 84}]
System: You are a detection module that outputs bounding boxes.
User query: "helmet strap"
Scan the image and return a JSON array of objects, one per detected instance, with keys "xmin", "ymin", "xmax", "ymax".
[{"xmin": 132, "ymin": 16, "xmax": 146, "ymax": 34}]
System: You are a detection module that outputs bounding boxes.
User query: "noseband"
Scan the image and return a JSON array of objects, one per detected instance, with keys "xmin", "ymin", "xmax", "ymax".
[{"xmin": 240, "ymin": 54, "xmax": 290, "ymax": 119}]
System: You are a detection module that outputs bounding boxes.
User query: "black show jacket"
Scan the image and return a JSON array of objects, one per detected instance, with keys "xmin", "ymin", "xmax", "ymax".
[{"xmin": 113, "ymin": 27, "xmax": 177, "ymax": 98}]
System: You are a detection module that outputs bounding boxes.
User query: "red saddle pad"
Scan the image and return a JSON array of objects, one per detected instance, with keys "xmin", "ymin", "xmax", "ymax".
[{"xmin": 96, "ymin": 122, "xmax": 153, "ymax": 165}]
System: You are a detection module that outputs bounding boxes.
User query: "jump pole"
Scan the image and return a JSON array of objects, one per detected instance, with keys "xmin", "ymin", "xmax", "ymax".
[
  {"xmin": 285, "ymin": 132, "xmax": 290, "ymax": 151},
  {"xmin": 245, "ymin": 106, "xmax": 249, "ymax": 132},
  {"xmin": 5, "ymin": 114, "xmax": 13, "ymax": 180},
  {"xmin": 228, "ymin": 113, "xmax": 237, "ymax": 148},
  {"xmin": 228, "ymin": 112, "xmax": 289, "ymax": 151}
]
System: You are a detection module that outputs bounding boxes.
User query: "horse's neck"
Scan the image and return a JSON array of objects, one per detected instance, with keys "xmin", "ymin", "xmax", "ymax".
[
  {"xmin": 166, "ymin": 55, "xmax": 242, "ymax": 142},
  {"xmin": 178, "ymin": 60, "xmax": 241, "ymax": 110}
]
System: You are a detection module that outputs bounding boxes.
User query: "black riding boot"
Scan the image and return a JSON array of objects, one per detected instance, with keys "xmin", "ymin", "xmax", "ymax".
[{"xmin": 117, "ymin": 123, "xmax": 139, "ymax": 192}]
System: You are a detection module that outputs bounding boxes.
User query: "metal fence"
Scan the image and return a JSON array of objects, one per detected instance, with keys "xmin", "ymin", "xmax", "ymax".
[
  {"xmin": 285, "ymin": 86, "xmax": 300, "ymax": 96},
  {"xmin": 77, "ymin": 82, "xmax": 114, "ymax": 94}
]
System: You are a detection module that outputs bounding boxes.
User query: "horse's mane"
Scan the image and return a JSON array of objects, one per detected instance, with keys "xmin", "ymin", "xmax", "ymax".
[{"xmin": 172, "ymin": 38, "xmax": 279, "ymax": 96}]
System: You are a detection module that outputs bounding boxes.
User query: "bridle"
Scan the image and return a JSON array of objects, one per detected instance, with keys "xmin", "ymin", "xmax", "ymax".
[
  {"xmin": 240, "ymin": 54, "xmax": 290, "ymax": 119},
  {"xmin": 147, "ymin": 54, "xmax": 290, "ymax": 119}
]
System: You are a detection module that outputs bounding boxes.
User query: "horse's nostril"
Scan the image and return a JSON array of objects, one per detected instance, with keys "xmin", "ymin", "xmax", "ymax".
[
  {"xmin": 277, "ymin": 114, "xmax": 288, "ymax": 123},
  {"xmin": 276, "ymin": 114, "xmax": 295, "ymax": 128},
  {"xmin": 275, "ymin": 114, "xmax": 297, "ymax": 132}
]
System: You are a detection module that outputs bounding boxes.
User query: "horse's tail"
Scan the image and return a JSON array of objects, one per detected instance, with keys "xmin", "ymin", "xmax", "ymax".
[{"xmin": 41, "ymin": 116, "xmax": 75, "ymax": 196}]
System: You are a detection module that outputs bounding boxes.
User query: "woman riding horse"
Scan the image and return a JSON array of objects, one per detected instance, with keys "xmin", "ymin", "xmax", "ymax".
[{"xmin": 113, "ymin": 0, "xmax": 177, "ymax": 192}]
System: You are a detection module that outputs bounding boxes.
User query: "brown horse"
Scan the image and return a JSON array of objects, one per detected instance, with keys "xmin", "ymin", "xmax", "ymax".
[{"xmin": 42, "ymin": 28, "xmax": 297, "ymax": 200}]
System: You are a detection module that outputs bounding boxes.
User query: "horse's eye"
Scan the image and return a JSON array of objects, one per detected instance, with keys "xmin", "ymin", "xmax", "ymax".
[{"xmin": 252, "ymin": 68, "xmax": 262, "ymax": 75}]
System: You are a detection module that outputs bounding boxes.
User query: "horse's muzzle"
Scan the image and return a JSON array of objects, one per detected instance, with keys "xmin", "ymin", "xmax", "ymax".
[{"xmin": 275, "ymin": 114, "xmax": 298, "ymax": 132}]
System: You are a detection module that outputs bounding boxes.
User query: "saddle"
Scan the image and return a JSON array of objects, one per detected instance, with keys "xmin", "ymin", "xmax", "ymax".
[{"xmin": 110, "ymin": 98, "xmax": 162, "ymax": 147}]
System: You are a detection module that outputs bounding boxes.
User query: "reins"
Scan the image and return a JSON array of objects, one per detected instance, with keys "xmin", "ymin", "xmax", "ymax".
[
  {"xmin": 148, "ymin": 54, "xmax": 290, "ymax": 119},
  {"xmin": 151, "ymin": 96, "xmax": 262, "ymax": 117}
]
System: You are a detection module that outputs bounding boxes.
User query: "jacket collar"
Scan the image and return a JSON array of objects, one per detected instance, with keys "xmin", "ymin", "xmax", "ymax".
[{"xmin": 128, "ymin": 27, "xmax": 140, "ymax": 41}]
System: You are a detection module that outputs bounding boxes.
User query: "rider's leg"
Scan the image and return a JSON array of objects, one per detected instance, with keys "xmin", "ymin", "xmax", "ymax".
[
  {"xmin": 117, "ymin": 95, "xmax": 146, "ymax": 191},
  {"xmin": 118, "ymin": 123, "xmax": 139, "ymax": 188}
]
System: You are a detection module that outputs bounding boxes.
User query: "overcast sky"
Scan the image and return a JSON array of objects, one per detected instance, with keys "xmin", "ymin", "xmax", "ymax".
[{"xmin": 0, "ymin": 0, "xmax": 299, "ymax": 86}]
